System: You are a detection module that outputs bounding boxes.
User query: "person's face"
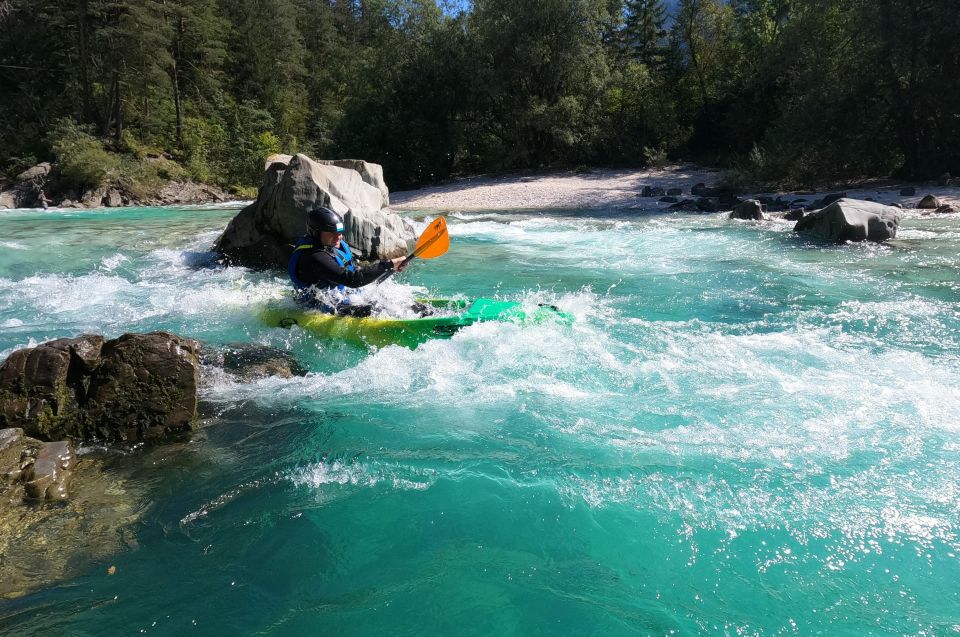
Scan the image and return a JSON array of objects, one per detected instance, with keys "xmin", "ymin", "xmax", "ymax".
[{"xmin": 319, "ymin": 230, "xmax": 341, "ymax": 247}]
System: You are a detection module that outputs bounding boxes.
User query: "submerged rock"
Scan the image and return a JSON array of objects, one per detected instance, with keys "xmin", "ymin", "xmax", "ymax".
[
  {"xmin": 0, "ymin": 444, "xmax": 145, "ymax": 599},
  {"xmin": 201, "ymin": 343, "xmax": 307, "ymax": 381},
  {"xmin": 794, "ymin": 198, "xmax": 900, "ymax": 242},
  {"xmin": 213, "ymin": 153, "xmax": 416, "ymax": 269}
]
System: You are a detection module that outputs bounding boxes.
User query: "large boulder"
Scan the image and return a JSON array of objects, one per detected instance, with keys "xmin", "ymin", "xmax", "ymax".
[
  {"xmin": 0, "ymin": 335, "xmax": 104, "ymax": 440},
  {"xmin": 213, "ymin": 154, "xmax": 415, "ymax": 269},
  {"xmin": 0, "ymin": 332, "xmax": 200, "ymax": 443},
  {"xmin": 917, "ymin": 194, "xmax": 941, "ymax": 209},
  {"xmin": 794, "ymin": 198, "xmax": 900, "ymax": 242},
  {"xmin": 84, "ymin": 332, "xmax": 200, "ymax": 442}
]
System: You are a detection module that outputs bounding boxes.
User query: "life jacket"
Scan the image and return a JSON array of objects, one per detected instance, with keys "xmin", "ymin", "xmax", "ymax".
[{"xmin": 287, "ymin": 236, "xmax": 355, "ymax": 290}]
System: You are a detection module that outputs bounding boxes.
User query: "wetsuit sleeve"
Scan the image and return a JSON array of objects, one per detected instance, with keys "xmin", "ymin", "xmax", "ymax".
[{"xmin": 298, "ymin": 250, "xmax": 392, "ymax": 288}]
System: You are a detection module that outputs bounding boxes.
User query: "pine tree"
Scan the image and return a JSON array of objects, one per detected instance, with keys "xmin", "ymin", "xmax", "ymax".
[
  {"xmin": 160, "ymin": 0, "xmax": 227, "ymax": 151},
  {"xmin": 623, "ymin": 0, "xmax": 667, "ymax": 66}
]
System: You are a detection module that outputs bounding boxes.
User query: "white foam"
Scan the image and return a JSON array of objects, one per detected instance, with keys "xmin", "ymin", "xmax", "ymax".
[{"xmin": 288, "ymin": 459, "xmax": 435, "ymax": 491}]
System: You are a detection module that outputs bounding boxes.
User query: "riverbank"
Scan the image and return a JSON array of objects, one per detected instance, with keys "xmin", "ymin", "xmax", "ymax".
[{"xmin": 390, "ymin": 165, "xmax": 960, "ymax": 212}]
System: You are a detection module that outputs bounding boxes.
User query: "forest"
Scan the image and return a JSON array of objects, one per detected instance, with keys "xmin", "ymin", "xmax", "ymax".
[{"xmin": 1, "ymin": 0, "xmax": 958, "ymax": 194}]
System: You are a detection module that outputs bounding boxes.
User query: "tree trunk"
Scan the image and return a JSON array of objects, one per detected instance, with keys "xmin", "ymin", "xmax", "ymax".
[
  {"xmin": 113, "ymin": 70, "xmax": 123, "ymax": 146},
  {"xmin": 78, "ymin": 0, "xmax": 93, "ymax": 124},
  {"xmin": 173, "ymin": 15, "xmax": 185, "ymax": 152}
]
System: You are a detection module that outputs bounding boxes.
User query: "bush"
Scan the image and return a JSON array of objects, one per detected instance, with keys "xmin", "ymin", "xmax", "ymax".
[{"xmin": 45, "ymin": 118, "xmax": 119, "ymax": 190}]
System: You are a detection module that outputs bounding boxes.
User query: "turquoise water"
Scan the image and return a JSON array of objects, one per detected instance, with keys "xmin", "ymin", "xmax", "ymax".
[{"xmin": 1, "ymin": 204, "xmax": 959, "ymax": 635}]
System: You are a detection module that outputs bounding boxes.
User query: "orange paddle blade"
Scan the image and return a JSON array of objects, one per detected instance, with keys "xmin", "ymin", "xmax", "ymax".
[{"xmin": 413, "ymin": 217, "xmax": 449, "ymax": 259}]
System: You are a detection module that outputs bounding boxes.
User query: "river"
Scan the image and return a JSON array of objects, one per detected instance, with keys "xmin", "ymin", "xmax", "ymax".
[{"xmin": 1, "ymin": 203, "xmax": 959, "ymax": 635}]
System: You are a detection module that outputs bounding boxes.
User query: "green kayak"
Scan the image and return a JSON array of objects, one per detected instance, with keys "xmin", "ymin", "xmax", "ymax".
[{"xmin": 260, "ymin": 298, "xmax": 573, "ymax": 348}]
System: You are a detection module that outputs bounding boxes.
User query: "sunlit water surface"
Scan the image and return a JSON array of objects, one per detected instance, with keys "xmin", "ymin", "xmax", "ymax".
[{"xmin": 1, "ymin": 204, "xmax": 959, "ymax": 635}]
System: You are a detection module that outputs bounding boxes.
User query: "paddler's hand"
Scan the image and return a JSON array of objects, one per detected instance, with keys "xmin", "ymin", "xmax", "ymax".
[{"xmin": 391, "ymin": 257, "xmax": 409, "ymax": 272}]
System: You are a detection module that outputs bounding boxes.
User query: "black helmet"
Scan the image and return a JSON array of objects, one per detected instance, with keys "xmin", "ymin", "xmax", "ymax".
[{"xmin": 306, "ymin": 206, "xmax": 344, "ymax": 236}]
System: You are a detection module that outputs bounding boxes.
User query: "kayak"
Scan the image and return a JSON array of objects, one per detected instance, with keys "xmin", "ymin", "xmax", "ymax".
[{"xmin": 260, "ymin": 298, "xmax": 573, "ymax": 348}]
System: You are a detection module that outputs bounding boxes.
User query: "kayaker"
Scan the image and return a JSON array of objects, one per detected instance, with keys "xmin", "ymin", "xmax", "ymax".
[{"xmin": 288, "ymin": 206, "xmax": 408, "ymax": 316}]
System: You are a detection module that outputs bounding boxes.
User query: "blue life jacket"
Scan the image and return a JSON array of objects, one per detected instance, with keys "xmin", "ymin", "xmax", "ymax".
[{"xmin": 287, "ymin": 236, "xmax": 355, "ymax": 290}]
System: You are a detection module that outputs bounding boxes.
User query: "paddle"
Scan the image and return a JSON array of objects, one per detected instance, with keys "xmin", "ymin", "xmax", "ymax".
[{"xmin": 375, "ymin": 216, "xmax": 449, "ymax": 284}]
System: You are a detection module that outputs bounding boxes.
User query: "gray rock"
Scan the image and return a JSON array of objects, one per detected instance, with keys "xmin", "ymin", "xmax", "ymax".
[
  {"xmin": 105, "ymin": 189, "xmax": 123, "ymax": 207},
  {"xmin": 783, "ymin": 209, "xmax": 806, "ymax": 222},
  {"xmin": 641, "ymin": 186, "xmax": 665, "ymax": 197},
  {"xmin": 213, "ymin": 154, "xmax": 416, "ymax": 268},
  {"xmin": 899, "ymin": 187, "xmax": 916, "ymax": 196},
  {"xmin": 318, "ymin": 159, "xmax": 391, "ymax": 207},
  {"xmin": 667, "ymin": 188, "xmax": 683, "ymax": 196},
  {"xmin": 0, "ymin": 163, "xmax": 53, "ymax": 209},
  {"xmin": 917, "ymin": 195, "xmax": 941, "ymax": 209},
  {"xmin": 153, "ymin": 181, "xmax": 227, "ymax": 205},
  {"xmin": 794, "ymin": 198, "xmax": 900, "ymax": 242},
  {"xmin": 729, "ymin": 199, "xmax": 766, "ymax": 221},
  {"xmin": 80, "ymin": 187, "xmax": 108, "ymax": 207},
  {"xmin": 16, "ymin": 163, "xmax": 52, "ymax": 183},
  {"xmin": 691, "ymin": 182, "xmax": 709, "ymax": 196}
]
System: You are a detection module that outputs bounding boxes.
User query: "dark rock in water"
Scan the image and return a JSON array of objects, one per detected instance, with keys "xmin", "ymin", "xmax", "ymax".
[
  {"xmin": 85, "ymin": 333, "xmax": 200, "ymax": 442},
  {"xmin": 935, "ymin": 204, "xmax": 956, "ymax": 213},
  {"xmin": 937, "ymin": 172, "xmax": 952, "ymax": 187},
  {"xmin": 783, "ymin": 209, "xmax": 806, "ymax": 221},
  {"xmin": 899, "ymin": 187, "xmax": 916, "ymax": 196},
  {"xmin": 0, "ymin": 332, "xmax": 199, "ymax": 443},
  {"xmin": 0, "ymin": 335, "xmax": 105, "ymax": 441},
  {"xmin": 729, "ymin": 199, "xmax": 766, "ymax": 220},
  {"xmin": 691, "ymin": 182, "xmax": 709, "ymax": 196},
  {"xmin": 917, "ymin": 194, "xmax": 941, "ymax": 209},
  {"xmin": 659, "ymin": 196, "xmax": 679, "ymax": 204},
  {"xmin": 794, "ymin": 198, "xmax": 900, "ymax": 242},
  {"xmin": 667, "ymin": 187, "xmax": 683, "ymax": 196},
  {"xmin": 669, "ymin": 199, "xmax": 699, "ymax": 211},
  {"xmin": 641, "ymin": 186, "xmax": 665, "ymax": 197},
  {"xmin": 891, "ymin": 202, "xmax": 903, "ymax": 209},
  {"xmin": 696, "ymin": 197, "xmax": 718, "ymax": 212},
  {"xmin": 202, "ymin": 343, "xmax": 307, "ymax": 381},
  {"xmin": 213, "ymin": 154, "xmax": 416, "ymax": 269}
]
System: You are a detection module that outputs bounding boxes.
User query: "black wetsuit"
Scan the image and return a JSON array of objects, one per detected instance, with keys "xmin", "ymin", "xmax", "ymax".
[{"xmin": 293, "ymin": 243, "xmax": 394, "ymax": 316}]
